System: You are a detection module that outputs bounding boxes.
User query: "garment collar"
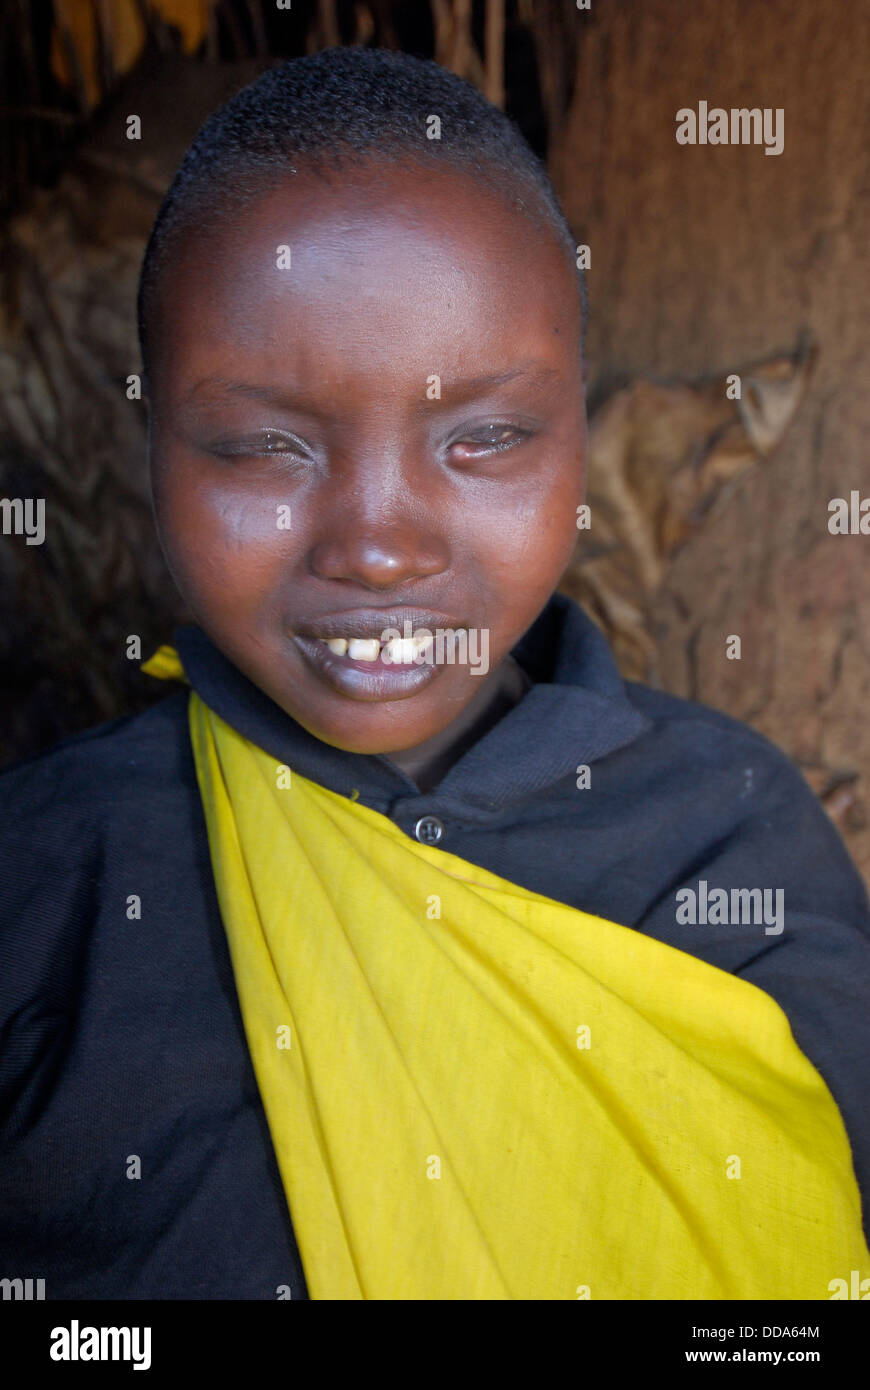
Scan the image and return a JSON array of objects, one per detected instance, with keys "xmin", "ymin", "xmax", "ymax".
[{"xmin": 175, "ymin": 593, "xmax": 651, "ymax": 818}]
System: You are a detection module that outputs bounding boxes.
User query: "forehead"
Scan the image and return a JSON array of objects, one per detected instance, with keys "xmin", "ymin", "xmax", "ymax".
[{"xmin": 151, "ymin": 160, "xmax": 581, "ymax": 394}]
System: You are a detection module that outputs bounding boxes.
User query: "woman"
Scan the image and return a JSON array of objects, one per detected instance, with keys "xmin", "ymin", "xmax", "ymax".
[{"xmin": 1, "ymin": 47, "xmax": 868, "ymax": 1299}]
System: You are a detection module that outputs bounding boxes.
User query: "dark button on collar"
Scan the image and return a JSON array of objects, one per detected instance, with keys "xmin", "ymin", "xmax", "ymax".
[{"xmin": 414, "ymin": 815, "xmax": 444, "ymax": 845}]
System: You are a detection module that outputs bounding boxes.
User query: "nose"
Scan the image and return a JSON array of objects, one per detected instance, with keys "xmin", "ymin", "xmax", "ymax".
[
  {"xmin": 308, "ymin": 523, "xmax": 450, "ymax": 590},
  {"xmin": 306, "ymin": 456, "xmax": 451, "ymax": 590}
]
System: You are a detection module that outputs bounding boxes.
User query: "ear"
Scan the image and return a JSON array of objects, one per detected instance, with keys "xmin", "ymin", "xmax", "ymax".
[{"xmin": 737, "ymin": 337, "xmax": 817, "ymax": 455}]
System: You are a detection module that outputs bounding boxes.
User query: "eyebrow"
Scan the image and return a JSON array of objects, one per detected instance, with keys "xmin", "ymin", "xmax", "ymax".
[
  {"xmin": 180, "ymin": 361, "xmax": 562, "ymax": 409},
  {"xmin": 442, "ymin": 363, "xmax": 562, "ymax": 392}
]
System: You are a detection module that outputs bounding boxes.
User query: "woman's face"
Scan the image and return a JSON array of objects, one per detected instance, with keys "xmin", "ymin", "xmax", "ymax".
[{"xmin": 147, "ymin": 160, "xmax": 586, "ymax": 754}]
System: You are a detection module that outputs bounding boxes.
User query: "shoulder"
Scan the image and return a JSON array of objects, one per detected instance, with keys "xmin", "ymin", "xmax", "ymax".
[
  {"xmin": 624, "ymin": 677, "xmax": 798, "ymax": 768},
  {"xmin": 624, "ymin": 677, "xmax": 824, "ymax": 803},
  {"xmin": 620, "ymin": 679, "xmax": 870, "ymax": 921},
  {"xmin": 0, "ymin": 690, "xmax": 199, "ymax": 1010},
  {"xmin": 0, "ymin": 688, "xmax": 198, "ymax": 893},
  {"xmin": 0, "ymin": 688, "xmax": 193, "ymax": 821}
]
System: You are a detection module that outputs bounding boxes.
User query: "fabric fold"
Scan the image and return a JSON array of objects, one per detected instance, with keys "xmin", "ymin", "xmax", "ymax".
[{"xmin": 176, "ymin": 682, "xmax": 869, "ymax": 1300}]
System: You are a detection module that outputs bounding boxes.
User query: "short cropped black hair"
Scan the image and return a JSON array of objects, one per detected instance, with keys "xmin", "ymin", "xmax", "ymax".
[{"xmin": 136, "ymin": 46, "xmax": 587, "ymax": 387}]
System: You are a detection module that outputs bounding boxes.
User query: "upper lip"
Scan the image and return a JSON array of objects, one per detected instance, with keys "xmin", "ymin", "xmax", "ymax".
[{"xmin": 294, "ymin": 608, "xmax": 466, "ymax": 641}]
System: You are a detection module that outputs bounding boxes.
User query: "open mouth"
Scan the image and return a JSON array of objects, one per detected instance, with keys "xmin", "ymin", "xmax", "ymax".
[
  {"xmin": 316, "ymin": 632, "xmax": 436, "ymax": 664},
  {"xmin": 291, "ymin": 611, "xmax": 468, "ymax": 702}
]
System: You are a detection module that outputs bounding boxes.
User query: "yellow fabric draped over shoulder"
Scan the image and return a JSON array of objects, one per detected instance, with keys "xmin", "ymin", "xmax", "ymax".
[{"xmin": 145, "ymin": 653, "xmax": 869, "ymax": 1299}]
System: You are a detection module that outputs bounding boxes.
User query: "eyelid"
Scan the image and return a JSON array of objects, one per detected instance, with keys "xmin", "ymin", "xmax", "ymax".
[
  {"xmin": 451, "ymin": 412, "xmax": 541, "ymax": 435},
  {"xmin": 448, "ymin": 420, "xmax": 536, "ymax": 453},
  {"xmin": 208, "ymin": 429, "xmax": 312, "ymax": 457},
  {"xmin": 204, "ymin": 419, "xmax": 538, "ymax": 461}
]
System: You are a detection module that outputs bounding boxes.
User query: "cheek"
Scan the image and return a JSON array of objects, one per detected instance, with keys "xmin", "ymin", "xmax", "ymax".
[
  {"xmin": 152, "ymin": 458, "xmax": 297, "ymax": 612},
  {"xmin": 470, "ymin": 466, "xmax": 583, "ymax": 595}
]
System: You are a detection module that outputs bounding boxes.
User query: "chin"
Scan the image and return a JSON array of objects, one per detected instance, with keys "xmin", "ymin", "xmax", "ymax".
[
  {"xmin": 288, "ymin": 705, "xmax": 446, "ymax": 757},
  {"xmin": 261, "ymin": 655, "xmax": 480, "ymax": 754}
]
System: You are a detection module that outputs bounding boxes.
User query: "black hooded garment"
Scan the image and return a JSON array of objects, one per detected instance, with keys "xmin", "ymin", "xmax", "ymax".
[{"xmin": 1, "ymin": 593, "xmax": 868, "ymax": 1298}]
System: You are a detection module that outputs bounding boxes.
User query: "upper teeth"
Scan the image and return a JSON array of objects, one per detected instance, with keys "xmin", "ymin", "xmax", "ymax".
[
  {"xmin": 347, "ymin": 638, "xmax": 380, "ymax": 660},
  {"xmin": 320, "ymin": 634, "xmax": 436, "ymax": 662}
]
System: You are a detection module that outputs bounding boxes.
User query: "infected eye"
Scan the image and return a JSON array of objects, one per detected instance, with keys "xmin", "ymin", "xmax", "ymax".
[{"xmin": 449, "ymin": 423, "xmax": 532, "ymax": 460}]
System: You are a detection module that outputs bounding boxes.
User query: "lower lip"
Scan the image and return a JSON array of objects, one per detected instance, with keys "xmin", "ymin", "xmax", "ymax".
[{"xmin": 292, "ymin": 635, "xmax": 446, "ymax": 702}]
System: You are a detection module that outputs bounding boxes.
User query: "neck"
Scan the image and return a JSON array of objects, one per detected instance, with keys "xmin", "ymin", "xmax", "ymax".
[{"xmin": 383, "ymin": 655, "xmax": 531, "ymax": 793}]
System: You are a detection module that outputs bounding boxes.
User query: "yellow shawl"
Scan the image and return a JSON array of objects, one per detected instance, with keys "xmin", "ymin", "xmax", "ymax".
[{"xmin": 145, "ymin": 646, "xmax": 869, "ymax": 1299}]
